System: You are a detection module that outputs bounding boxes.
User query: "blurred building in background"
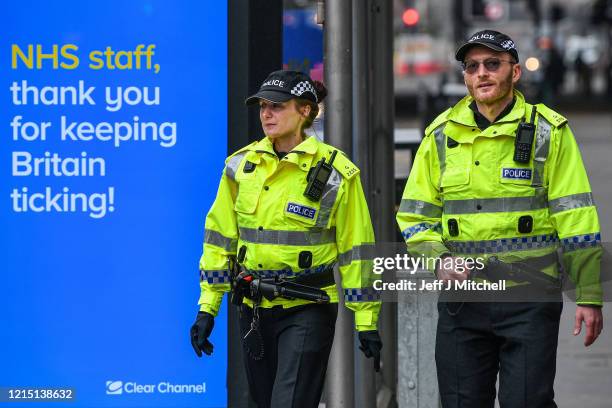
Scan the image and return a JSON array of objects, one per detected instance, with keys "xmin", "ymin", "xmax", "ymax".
[
  {"xmin": 391, "ymin": 0, "xmax": 612, "ymax": 105},
  {"xmin": 283, "ymin": 0, "xmax": 611, "ymax": 120}
]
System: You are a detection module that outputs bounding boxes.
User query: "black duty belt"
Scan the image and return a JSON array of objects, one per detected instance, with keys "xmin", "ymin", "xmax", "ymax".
[{"xmin": 245, "ymin": 263, "xmax": 336, "ymax": 289}]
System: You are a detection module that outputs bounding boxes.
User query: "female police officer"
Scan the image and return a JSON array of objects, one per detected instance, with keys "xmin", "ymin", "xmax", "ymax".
[{"xmin": 190, "ymin": 70, "xmax": 382, "ymax": 408}]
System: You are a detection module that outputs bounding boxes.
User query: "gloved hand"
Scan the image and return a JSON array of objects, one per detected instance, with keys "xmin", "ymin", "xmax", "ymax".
[
  {"xmin": 190, "ymin": 311, "xmax": 215, "ymax": 357},
  {"xmin": 358, "ymin": 330, "xmax": 383, "ymax": 372}
]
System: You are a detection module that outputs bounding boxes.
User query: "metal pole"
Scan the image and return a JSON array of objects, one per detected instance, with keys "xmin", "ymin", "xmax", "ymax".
[
  {"xmin": 324, "ymin": 0, "xmax": 355, "ymax": 407},
  {"xmin": 352, "ymin": 1, "xmax": 377, "ymax": 407},
  {"xmin": 228, "ymin": 1, "xmax": 282, "ymax": 407},
  {"xmin": 369, "ymin": 0, "xmax": 397, "ymax": 406}
]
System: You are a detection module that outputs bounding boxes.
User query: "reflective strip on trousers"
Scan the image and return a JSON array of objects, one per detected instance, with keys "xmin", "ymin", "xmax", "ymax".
[
  {"xmin": 344, "ymin": 287, "xmax": 381, "ymax": 302},
  {"xmin": 338, "ymin": 244, "xmax": 375, "ymax": 267},
  {"xmin": 548, "ymin": 192, "xmax": 594, "ymax": 214},
  {"xmin": 316, "ymin": 168, "xmax": 342, "ymax": 228},
  {"xmin": 532, "ymin": 115, "xmax": 551, "ymax": 187},
  {"xmin": 204, "ymin": 229, "xmax": 238, "ymax": 252},
  {"xmin": 443, "ymin": 192, "xmax": 548, "ymax": 214},
  {"xmin": 562, "ymin": 232, "xmax": 601, "ymax": 252},
  {"xmin": 447, "ymin": 234, "xmax": 559, "ymax": 254},
  {"xmin": 201, "ymin": 269, "xmax": 231, "ymax": 284},
  {"xmin": 398, "ymin": 199, "xmax": 443, "ymax": 218},
  {"xmin": 239, "ymin": 227, "xmax": 336, "ymax": 246},
  {"xmin": 225, "ymin": 152, "xmax": 247, "ymax": 181}
]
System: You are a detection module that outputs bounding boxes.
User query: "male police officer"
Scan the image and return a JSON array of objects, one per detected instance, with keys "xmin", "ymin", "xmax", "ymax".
[{"xmin": 396, "ymin": 30, "xmax": 604, "ymax": 407}]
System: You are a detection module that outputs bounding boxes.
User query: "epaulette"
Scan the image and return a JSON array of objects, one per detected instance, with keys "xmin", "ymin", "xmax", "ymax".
[
  {"xmin": 424, "ymin": 107, "xmax": 452, "ymax": 136},
  {"xmin": 224, "ymin": 141, "xmax": 257, "ymax": 164},
  {"xmin": 535, "ymin": 104, "xmax": 568, "ymax": 128},
  {"xmin": 332, "ymin": 151, "xmax": 360, "ymax": 179}
]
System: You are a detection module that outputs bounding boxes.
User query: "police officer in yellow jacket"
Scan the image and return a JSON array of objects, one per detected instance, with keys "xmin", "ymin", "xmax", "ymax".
[
  {"xmin": 190, "ymin": 70, "xmax": 382, "ymax": 408},
  {"xmin": 397, "ymin": 30, "xmax": 604, "ymax": 407}
]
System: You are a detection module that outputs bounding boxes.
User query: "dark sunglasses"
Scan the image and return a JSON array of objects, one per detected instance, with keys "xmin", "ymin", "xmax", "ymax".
[{"xmin": 462, "ymin": 58, "xmax": 516, "ymax": 74}]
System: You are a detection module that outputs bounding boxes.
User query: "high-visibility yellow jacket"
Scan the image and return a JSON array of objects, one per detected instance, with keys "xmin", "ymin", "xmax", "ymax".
[
  {"xmin": 198, "ymin": 135, "xmax": 381, "ymax": 331},
  {"xmin": 397, "ymin": 91, "xmax": 602, "ymax": 305}
]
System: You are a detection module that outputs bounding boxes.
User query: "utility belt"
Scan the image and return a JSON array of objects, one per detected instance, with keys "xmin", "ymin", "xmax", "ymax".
[
  {"xmin": 228, "ymin": 259, "xmax": 335, "ymax": 307},
  {"xmin": 473, "ymin": 252, "xmax": 563, "ymax": 293},
  {"xmin": 251, "ymin": 264, "xmax": 336, "ymax": 288},
  {"xmin": 228, "ymin": 258, "xmax": 334, "ymax": 360}
]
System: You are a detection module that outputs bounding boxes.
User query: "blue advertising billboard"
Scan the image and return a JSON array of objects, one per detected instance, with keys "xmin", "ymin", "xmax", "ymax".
[{"xmin": 1, "ymin": 1, "xmax": 228, "ymax": 406}]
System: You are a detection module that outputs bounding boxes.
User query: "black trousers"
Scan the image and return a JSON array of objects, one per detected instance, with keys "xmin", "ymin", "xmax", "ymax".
[
  {"xmin": 436, "ymin": 301, "xmax": 563, "ymax": 408},
  {"xmin": 239, "ymin": 303, "xmax": 338, "ymax": 408}
]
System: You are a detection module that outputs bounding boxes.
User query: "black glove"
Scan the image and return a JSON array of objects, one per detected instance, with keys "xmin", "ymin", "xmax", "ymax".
[
  {"xmin": 190, "ymin": 311, "xmax": 215, "ymax": 357},
  {"xmin": 358, "ymin": 330, "xmax": 383, "ymax": 372}
]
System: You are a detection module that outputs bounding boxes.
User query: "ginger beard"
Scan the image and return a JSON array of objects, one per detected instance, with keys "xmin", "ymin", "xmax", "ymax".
[{"xmin": 463, "ymin": 48, "xmax": 520, "ymax": 107}]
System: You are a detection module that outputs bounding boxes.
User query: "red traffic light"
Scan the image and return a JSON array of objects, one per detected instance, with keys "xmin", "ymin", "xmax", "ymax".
[{"xmin": 402, "ymin": 8, "xmax": 419, "ymax": 26}]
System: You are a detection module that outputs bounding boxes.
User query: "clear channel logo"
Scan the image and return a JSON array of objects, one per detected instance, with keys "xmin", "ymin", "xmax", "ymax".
[
  {"xmin": 106, "ymin": 381, "xmax": 123, "ymax": 395},
  {"xmin": 105, "ymin": 380, "xmax": 206, "ymax": 395}
]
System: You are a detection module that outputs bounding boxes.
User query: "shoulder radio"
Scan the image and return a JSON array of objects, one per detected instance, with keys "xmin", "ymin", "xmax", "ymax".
[
  {"xmin": 513, "ymin": 106, "xmax": 537, "ymax": 164},
  {"xmin": 304, "ymin": 150, "xmax": 338, "ymax": 201}
]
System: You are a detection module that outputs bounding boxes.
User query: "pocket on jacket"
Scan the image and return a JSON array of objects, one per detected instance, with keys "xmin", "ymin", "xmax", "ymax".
[
  {"xmin": 235, "ymin": 183, "xmax": 262, "ymax": 214},
  {"xmin": 441, "ymin": 166, "xmax": 470, "ymax": 188}
]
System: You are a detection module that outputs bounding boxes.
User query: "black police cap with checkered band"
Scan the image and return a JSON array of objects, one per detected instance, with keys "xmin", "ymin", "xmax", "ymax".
[
  {"xmin": 455, "ymin": 29, "xmax": 519, "ymax": 63},
  {"xmin": 245, "ymin": 70, "xmax": 318, "ymax": 105}
]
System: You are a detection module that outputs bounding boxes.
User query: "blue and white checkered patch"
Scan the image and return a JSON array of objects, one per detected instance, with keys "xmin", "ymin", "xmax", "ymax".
[
  {"xmin": 501, "ymin": 168, "xmax": 532, "ymax": 181},
  {"xmin": 448, "ymin": 234, "xmax": 559, "ymax": 255},
  {"xmin": 286, "ymin": 202, "xmax": 317, "ymax": 220},
  {"xmin": 200, "ymin": 269, "xmax": 231, "ymax": 284},
  {"xmin": 402, "ymin": 222, "xmax": 441, "ymax": 240},
  {"xmin": 344, "ymin": 287, "xmax": 381, "ymax": 302},
  {"xmin": 562, "ymin": 232, "xmax": 601, "ymax": 252}
]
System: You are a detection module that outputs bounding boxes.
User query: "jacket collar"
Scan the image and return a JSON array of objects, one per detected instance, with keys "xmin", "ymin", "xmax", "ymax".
[
  {"xmin": 250, "ymin": 135, "xmax": 319, "ymax": 155},
  {"xmin": 448, "ymin": 90, "xmax": 527, "ymax": 127},
  {"xmin": 249, "ymin": 135, "xmax": 320, "ymax": 171}
]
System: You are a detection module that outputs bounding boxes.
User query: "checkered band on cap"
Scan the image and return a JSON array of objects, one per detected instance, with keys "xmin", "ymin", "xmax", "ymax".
[{"xmin": 290, "ymin": 81, "xmax": 317, "ymax": 102}]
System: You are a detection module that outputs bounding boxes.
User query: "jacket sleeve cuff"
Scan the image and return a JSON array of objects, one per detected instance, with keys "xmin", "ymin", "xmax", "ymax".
[
  {"xmin": 198, "ymin": 291, "xmax": 224, "ymax": 316},
  {"xmin": 354, "ymin": 309, "xmax": 378, "ymax": 331},
  {"xmin": 356, "ymin": 324, "xmax": 378, "ymax": 332},
  {"xmin": 577, "ymin": 301, "xmax": 603, "ymax": 308}
]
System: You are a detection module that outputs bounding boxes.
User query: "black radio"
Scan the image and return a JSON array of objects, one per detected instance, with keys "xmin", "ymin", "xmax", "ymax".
[
  {"xmin": 304, "ymin": 150, "xmax": 337, "ymax": 201},
  {"xmin": 513, "ymin": 106, "xmax": 537, "ymax": 164}
]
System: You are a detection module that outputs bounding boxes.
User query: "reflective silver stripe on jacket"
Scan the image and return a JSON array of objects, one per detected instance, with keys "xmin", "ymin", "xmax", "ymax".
[
  {"xmin": 344, "ymin": 287, "xmax": 381, "ymax": 302},
  {"xmin": 200, "ymin": 269, "xmax": 231, "ymax": 284},
  {"xmin": 443, "ymin": 193, "xmax": 548, "ymax": 214},
  {"xmin": 338, "ymin": 244, "xmax": 375, "ymax": 267},
  {"xmin": 204, "ymin": 229, "xmax": 237, "ymax": 252},
  {"xmin": 225, "ymin": 152, "xmax": 248, "ymax": 181},
  {"xmin": 447, "ymin": 234, "xmax": 559, "ymax": 254},
  {"xmin": 239, "ymin": 227, "xmax": 336, "ymax": 246},
  {"xmin": 316, "ymin": 168, "xmax": 342, "ymax": 228},
  {"xmin": 532, "ymin": 115, "xmax": 552, "ymax": 187},
  {"xmin": 548, "ymin": 192, "xmax": 594, "ymax": 214},
  {"xmin": 433, "ymin": 125, "xmax": 446, "ymax": 187},
  {"xmin": 398, "ymin": 199, "xmax": 443, "ymax": 218}
]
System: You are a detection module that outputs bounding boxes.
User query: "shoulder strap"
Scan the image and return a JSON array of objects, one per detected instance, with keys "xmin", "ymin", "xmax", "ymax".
[
  {"xmin": 331, "ymin": 150, "xmax": 360, "ymax": 180},
  {"xmin": 530, "ymin": 104, "xmax": 552, "ymax": 188}
]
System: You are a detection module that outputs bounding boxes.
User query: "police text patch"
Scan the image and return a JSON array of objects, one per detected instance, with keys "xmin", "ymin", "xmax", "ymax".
[
  {"xmin": 501, "ymin": 168, "xmax": 532, "ymax": 180},
  {"xmin": 286, "ymin": 202, "xmax": 317, "ymax": 219}
]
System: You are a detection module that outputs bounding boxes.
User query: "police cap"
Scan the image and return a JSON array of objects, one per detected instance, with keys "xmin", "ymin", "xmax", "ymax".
[
  {"xmin": 455, "ymin": 29, "xmax": 519, "ymax": 62},
  {"xmin": 245, "ymin": 70, "xmax": 318, "ymax": 106}
]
